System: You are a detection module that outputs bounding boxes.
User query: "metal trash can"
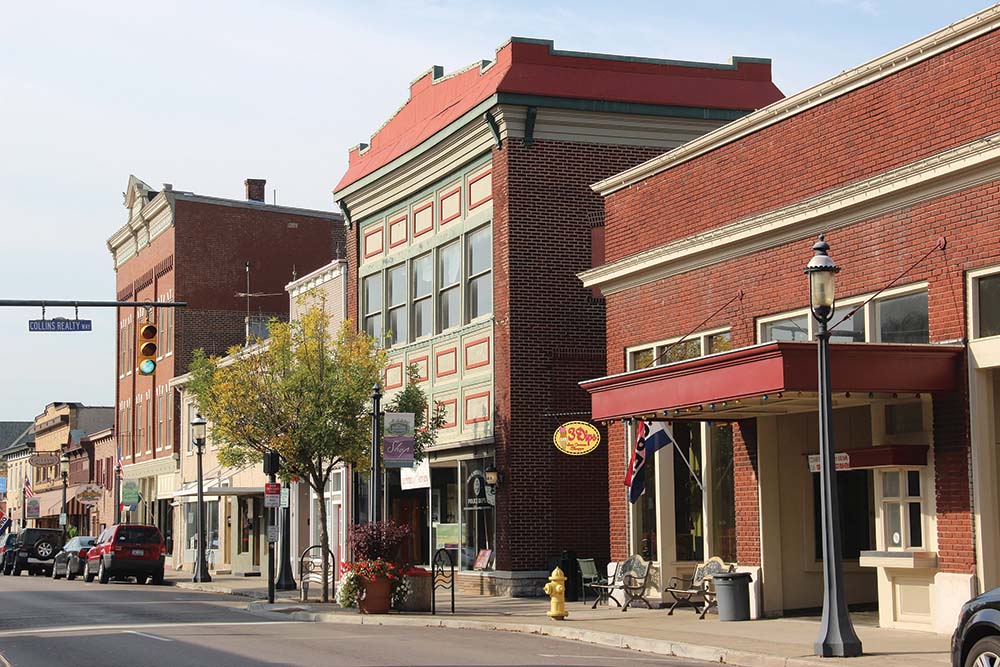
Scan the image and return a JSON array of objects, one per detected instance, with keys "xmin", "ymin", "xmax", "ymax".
[{"xmin": 712, "ymin": 572, "xmax": 752, "ymax": 621}]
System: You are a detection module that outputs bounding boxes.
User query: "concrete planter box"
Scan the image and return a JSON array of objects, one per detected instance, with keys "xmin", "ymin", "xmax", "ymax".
[{"xmin": 397, "ymin": 574, "xmax": 432, "ymax": 612}]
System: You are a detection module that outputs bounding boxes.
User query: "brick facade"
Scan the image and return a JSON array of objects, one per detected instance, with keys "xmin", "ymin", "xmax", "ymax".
[{"xmin": 594, "ymin": 21, "xmax": 1000, "ymax": 589}]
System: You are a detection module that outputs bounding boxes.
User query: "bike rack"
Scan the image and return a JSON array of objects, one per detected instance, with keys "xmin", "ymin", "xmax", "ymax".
[
  {"xmin": 298, "ymin": 544, "xmax": 337, "ymax": 603},
  {"xmin": 431, "ymin": 548, "xmax": 455, "ymax": 615}
]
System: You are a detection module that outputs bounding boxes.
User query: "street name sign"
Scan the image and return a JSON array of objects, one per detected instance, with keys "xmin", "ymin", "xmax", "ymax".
[{"xmin": 28, "ymin": 319, "xmax": 92, "ymax": 332}]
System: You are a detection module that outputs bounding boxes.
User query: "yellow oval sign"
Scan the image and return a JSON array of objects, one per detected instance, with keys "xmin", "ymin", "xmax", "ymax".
[{"xmin": 553, "ymin": 421, "xmax": 601, "ymax": 456}]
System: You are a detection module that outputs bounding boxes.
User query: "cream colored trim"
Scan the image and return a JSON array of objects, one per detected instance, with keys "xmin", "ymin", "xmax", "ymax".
[
  {"xmin": 968, "ymin": 263, "xmax": 1000, "ymax": 346},
  {"xmin": 581, "ymin": 131, "xmax": 1000, "ymax": 295},
  {"xmin": 591, "ymin": 4, "xmax": 1000, "ymax": 196},
  {"xmin": 624, "ymin": 326, "xmax": 730, "ymax": 367},
  {"xmin": 286, "ymin": 260, "xmax": 348, "ymax": 299}
]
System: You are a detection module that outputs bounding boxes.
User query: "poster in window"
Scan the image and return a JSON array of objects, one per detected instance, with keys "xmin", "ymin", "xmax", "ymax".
[{"xmin": 465, "ymin": 469, "xmax": 495, "ymax": 509}]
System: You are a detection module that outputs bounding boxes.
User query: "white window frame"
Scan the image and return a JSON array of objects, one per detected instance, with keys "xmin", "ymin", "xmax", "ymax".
[
  {"xmin": 466, "ymin": 223, "xmax": 492, "ymax": 323},
  {"xmin": 968, "ymin": 263, "xmax": 1000, "ymax": 341},
  {"xmin": 625, "ymin": 326, "xmax": 732, "ymax": 372},
  {"xmin": 756, "ymin": 281, "xmax": 929, "ymax": 344},
  {"xmin": 386, "ymin": 263, "xmax": 408, "ymax": 346},
  {"xmin": 875, "ymin": 467, "xmax": 927, "ymax": 551},
  {"xmin": 438, "ymin": 239, "xmax": 462, "ymax": 334},
  {"xmin": 411, "ymin": 252, "xmax": 434, "ymax": 342}
]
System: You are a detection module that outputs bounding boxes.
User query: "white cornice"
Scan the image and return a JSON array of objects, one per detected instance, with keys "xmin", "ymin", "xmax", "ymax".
[
  {"xmin": 286, "ymin": 259, "xmax": 347, "ymax": 298},
  {"xmin": 581, "ymin": 132, "xmax": 1000, "ymax": 295},
  {"xmin": 591, "ymin": 4, "xmax": 1000, "ymax": 196}
]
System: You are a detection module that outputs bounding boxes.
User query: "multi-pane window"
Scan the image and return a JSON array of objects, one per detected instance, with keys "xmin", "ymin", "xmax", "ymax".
[
  {"xmin": 387, "ymin": 264, "xmax": 407, "ymax": 345},
  {"xmin": 136, "ymin": 398, "xmax": 143, "ymax": 455},
  {"xmin": 412, "ymin": 253, "xmax": 433, "ymax": 340},
  {"xmin": 977, "ymin": 273, "xmax": 1000, "ymax": 338},
  {"xmin": 439, "ymin": 241, "xmax": 461, "ymax": 331},
  {"xmin": 759, "ymin": 285, "xmax": 928, "ymax": 344},
  {"xmin": 363, "ymin": 274, "xmax": 383, "ymax": 340},
  {"xmin": 881, "ymin": 470, "xmax": 923, "ymax": 549},
  {"xmin": 165, "ymin": 390, "xmax": 173, "ymax": 452},
  {"xmin": 626, "ymin": 329, "xmax": 729, "ymax": 371},
  {"xmin": 146, "ymin": 393, "xmax": 153, "ymax": 453},
  {"xmin": 467, "ymin": 225, "xmax": 492, "ymax": 320}
]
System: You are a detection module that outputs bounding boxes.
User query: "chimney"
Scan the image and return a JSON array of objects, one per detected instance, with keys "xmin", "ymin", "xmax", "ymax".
[{"xmin": 245, "ymin": 178, "xmax": 266, "ymax": 203}]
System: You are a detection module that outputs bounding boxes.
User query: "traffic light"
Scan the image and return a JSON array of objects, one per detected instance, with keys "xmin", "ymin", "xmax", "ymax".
[{"xmin": 137, "ymin": 321, "xmax": 157, "ymax": 375}]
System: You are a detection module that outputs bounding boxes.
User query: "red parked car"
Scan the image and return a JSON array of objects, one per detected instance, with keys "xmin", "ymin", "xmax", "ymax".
[{"xmin": 84, "ymin": 524, "xmax": 165, "ymax": 585}]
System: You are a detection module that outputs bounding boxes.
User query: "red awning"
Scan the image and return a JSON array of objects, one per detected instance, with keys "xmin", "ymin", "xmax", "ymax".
[{"xmin": 581, "ymin": 341, "xmax": 962, "ymax": 421}]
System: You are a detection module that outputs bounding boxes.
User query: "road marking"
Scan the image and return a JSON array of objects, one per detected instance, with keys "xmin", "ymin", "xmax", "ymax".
[
  {"xmin": 0, "ymin": 620, "xmax": 299, "ymax": 638},
  {"xmin": 124, "ymin": 630, "xmax": 173, "ymax": 642},
  {"xmin": 0, "ymin": 650, "xmax": 12, "ymax": 667}
]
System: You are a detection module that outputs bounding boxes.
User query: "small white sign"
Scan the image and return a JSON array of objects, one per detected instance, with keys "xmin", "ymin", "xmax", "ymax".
[
  {"xmin": 267, "ymin": 525, "xmax": 279, "ymax": 543},
  {"xmin": 59, "ymin": 513, "xmax": 67, "ymax": 526},
  {"xmin": 279, "ymin": 487, "xmax": 289, "ymax": 509},
  {"xmin": 807, "ymin": 452, "xmax": 851, "ymax": 473},
  {"xmin": 401, "ymin": 458, "xmax": 430, "ymax": 490}
]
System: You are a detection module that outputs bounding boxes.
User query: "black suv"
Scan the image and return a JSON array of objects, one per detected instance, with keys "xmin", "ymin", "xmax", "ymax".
[{"xmin": 10, "ymin": 528, "xmax": 63, "ymax": 576}]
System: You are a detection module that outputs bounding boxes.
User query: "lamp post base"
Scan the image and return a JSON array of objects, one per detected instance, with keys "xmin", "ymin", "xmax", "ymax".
[{"xmin": 815, "ymin": 638, "xmax": 863, "ymax": 658}]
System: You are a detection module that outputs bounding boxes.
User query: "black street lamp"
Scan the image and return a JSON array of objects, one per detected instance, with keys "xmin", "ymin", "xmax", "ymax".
[
  {"xmin": 368, "ymin": 384, "xmax": 382, "ymax": 524},
  {"xmin": 275, "ymin": 478, "xmax": 296, "ymax": 591},
  {"xmin": 191, "ymin": 413, "xmax": 212, "ymax": 583},
  {"xmin": 805, "ymin": 234, "xmax": 862, "ymax": 658},
  {"xmin": 60, "ymin": 453, "xmax": 70, "ymax": 541}
]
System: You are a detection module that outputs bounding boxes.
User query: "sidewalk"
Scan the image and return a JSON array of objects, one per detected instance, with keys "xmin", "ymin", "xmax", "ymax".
[{"xmin": 167, "ymin": 572, "xmax": 952, "ymax": 667}]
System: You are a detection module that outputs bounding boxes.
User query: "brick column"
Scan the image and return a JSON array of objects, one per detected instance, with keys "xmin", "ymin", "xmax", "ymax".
[
  {"xmin": 933, "ymin": 387, "xmax": 976, "ymax": 574},
  {"xmin": 734, "ymin": 419, "xmax": 761, "ymax": 567}
]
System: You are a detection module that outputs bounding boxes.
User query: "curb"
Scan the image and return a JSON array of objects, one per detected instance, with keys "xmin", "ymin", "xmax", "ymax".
[{"xmin": 276, "ymin": 609, "xmax": 826, "ymax": 667}]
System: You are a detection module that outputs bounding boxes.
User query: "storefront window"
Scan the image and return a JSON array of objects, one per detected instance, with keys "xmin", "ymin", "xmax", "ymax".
[
  {"xmin": 185, "ymin": 500, "xmax": 218, "ymax": 555},
  {"xmin": 979, "ymin": 273, "xmax": 1000, "ymax": 338},
  {"xmin": 461, "ymin": 459, "xmax": 495, "ymax": 570},
  {"xmin": 881, "ymin": 469, "xmax": 923, "ymax": 549},
  {"xmin": 878, "ymin": 291, "xmax": 929, "ymax": 343},
  {"xmin": 710, "ymin": 425, "xmax": 736, "ymax": 563},
  {"xmin": 673, "ymin": 423, "xmax": 704, "ymax": 562},
  {"xmin": 431, "ymin": 465, "xmax": 459, "ymax": 566},
  {"xmin": 633, "ymin": 436, "xmax": 657, "ymax": 560}
]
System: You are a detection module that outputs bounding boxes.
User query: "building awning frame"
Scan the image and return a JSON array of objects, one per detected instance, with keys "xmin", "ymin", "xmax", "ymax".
[{"xmin": 581, "ymin": 341, "xmax": 963, "ymax": 422}]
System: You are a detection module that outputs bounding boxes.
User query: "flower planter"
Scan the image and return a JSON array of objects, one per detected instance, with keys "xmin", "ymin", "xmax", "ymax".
[
  {"xmin": 397, "ymin": 573, "xmax": 432, "ymax": 612},
  {"xmin": 358, "ymin": 574, "xmax": 392, "ymax": 614}
]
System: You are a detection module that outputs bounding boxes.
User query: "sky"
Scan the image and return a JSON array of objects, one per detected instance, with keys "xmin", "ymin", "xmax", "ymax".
[{"xmin": 0, "ymin": 0, "xmax": 993, "ymax": 420}]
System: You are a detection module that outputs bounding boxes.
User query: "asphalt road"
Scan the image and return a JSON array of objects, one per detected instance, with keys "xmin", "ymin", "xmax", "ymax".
[{"xmin": 0, "ymin": 572, "xmax": 710, "ymax": 667}]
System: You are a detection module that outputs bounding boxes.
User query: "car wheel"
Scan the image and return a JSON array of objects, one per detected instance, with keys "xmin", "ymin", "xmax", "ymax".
[
  {"xmin": 151, "ymin": 568, "xmax": 164, "ymax": 586},
  {"xmin": 12, "ymin": 564, "xmax": 21, "ymax": 576},
  {"xmin": 52, "ymin": 563, "xmax": 60, "ymax": 579},
  {"xmin": 966, "ymin": 637, "xmax": 1000, "ymax": 667},
  {"xmin": 33, "ymin": 539, "xmax": 56, "ymax": 560},
  {"xmin": 67, "ymin": 561, "xmax": 77, "ymax": 581},
  {"xmin": 84, "ymin": 561, "xmax": 95, "ymax": 583},
  {"xmin": 98, "ymin": 561, "xmax": 110, "ymax": 585}
]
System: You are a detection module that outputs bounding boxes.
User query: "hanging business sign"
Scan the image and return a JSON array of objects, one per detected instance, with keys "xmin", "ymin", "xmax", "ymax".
[
  {"xmin": 401, "ymin": 458, "xmax": 430, "ymax": 490},
  {"xmin": 383, "ymin": 412, "xmax": 415, "ymax": 469},
  {"xmin": 553, "ymin": 421, "xmax": 601, "ymax": 456},
  {"xmin": 121, "ymin": 479, "xmax": 140, "ymax": 505},
  {"xmin": 28, "ymin": 453, "xmax": 62, "ymax": 468},
  {"xmin": 26, "ymin": 498, "xmax": 40, "ymax": 519},
  {"xmin": 76, "ymin": 484, "xmax": 103, "ymax": 506},
  {"xmin": 807, "ymin": 453, "xmax": 851, "ymax": 473}
]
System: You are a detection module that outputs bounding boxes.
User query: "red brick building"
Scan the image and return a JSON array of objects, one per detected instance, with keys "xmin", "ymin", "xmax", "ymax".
[
  {"xmin": 581, "ymin": 6, "xmax": 1000, "ymax": 633},
  {"xmin": 333, "ymin": 37, "xmax": 782, "ymax": 594},
  {"xmin": 107, "ymin": 176, "xmax": 343, "ymax": 544}
]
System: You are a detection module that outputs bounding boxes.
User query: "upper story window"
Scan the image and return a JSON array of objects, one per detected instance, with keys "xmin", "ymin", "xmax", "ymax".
[
  {"xmin": 387, "ymin": 264, "xmax": 407, "ymax": 345},
  {"xmin": 363, "ymin": 273, "xmax": 383, "ymax": 340},
  {"xmin": 439, "ymin": 241, "xmax": 462, "ymax": 331},
  {"xmin": 969, "ymin": 266, "xmax": 1000, "ymax": 338},
  {"xmin": 467, "ymin": 225, "xmax": 492, "ymax": 320},
  {"xmin": 412, "ymin": 254, "xmax": 433, "ymax": 340},
  {"xmin": 626, "ymin": 328, "xmax": 732, "ymax": 372},
  {"xmin": 758, "ymin": 283, "xmax": 929, "ymax": 344},
  {"xmin": 362, "ymin": 222, "xmax": 493, "ymax": 348}
]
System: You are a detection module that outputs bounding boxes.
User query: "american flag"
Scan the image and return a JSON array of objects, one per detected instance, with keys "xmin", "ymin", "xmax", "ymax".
[
  {"xmin": 23, "ymin": 474, "xmax": 33, "ymax": 499},
  {"xmin": 116, "ymin": 448, "xmax": 124, "ymax": 479}
]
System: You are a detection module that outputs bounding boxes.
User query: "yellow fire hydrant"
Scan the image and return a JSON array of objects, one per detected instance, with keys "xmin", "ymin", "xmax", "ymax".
[{"xmin": 543, "ymin": 567, "xmax": 569, "ymax": 620}]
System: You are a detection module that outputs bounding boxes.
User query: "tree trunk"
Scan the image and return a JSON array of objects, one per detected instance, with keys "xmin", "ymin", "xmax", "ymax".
[{"xmin": 316, "ymin": 476, "xmax": 332, "ymax": 603}]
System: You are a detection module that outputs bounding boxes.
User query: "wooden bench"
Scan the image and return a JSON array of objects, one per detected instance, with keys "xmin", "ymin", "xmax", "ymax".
[{"xmin": 665, "ymin": 556, "xmax": 734, "ymax": 619}]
